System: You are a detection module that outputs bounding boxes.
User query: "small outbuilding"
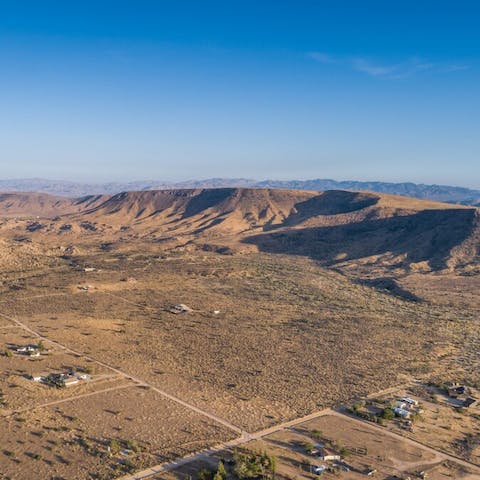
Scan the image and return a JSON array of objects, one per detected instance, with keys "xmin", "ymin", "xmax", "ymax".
[
  {"xmin": 317, "ymin": 448, "xmax": 341, "ymax": 461},
  {"xmin": 169, "ymin": 304, "xmax": 192, "ymax": 314},
  {"xmin": 63, "ymin": 376, "xmax": 80, "ymax": 387}
]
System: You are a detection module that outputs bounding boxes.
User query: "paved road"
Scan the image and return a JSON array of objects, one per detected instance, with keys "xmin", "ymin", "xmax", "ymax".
[
  {"xmin": 120, "ymin": 405, "xmax": 480, "ymax": 480},
  {"xmin": 0, "ymin": 311, "xmax": 245, "ymax": 436},
  {"xmin": 117, "ymin": 408, "xmax": 336, "ymax": 480}
]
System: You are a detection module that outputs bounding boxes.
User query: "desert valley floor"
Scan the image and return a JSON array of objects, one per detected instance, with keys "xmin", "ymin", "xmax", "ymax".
[{"xmin": 0, "ymin": 188, "xmax": 479, "ymax": 479}]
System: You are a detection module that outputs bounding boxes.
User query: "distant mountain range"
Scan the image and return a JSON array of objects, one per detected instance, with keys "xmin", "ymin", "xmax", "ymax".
[{"xmin": 0, "ymin": 177, "xmax": 479, "ymax": 206}]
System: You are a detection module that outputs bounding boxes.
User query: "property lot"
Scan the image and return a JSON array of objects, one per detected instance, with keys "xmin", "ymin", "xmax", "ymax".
[
  {"xmin": 0, "ymin": 335, "xmax": 127, "ymax": 412},
  {"xmin": 369, "ymin": 384, "xmax": 480, "ymax": 466},
  {"xmin": 157, "ymin": 413, "xmax": 478, "ymax": 480},
  {"xmin": 261, "ymin": 413, "xmax": 439, "ymax": 479},
  {"xmin": 0, "ymin": 386, "xmax": 235, "ymax": 480}
]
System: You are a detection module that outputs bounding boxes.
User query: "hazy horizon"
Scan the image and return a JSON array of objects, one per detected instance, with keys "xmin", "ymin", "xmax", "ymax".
[{"xmin": 0, "ymin": 175, "xmax": 479, "ymax": 192}]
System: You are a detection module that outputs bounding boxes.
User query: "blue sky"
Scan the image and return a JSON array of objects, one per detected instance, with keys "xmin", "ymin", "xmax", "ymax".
[{"xmin": 0, "ymin": 1, "xmax": 479, "ymax": 188}]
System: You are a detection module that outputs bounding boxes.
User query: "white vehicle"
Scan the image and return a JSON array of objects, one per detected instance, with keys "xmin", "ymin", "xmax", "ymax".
[{"xmin": 312, "ymin": 465, "xmax": 327, "ymax": 474}]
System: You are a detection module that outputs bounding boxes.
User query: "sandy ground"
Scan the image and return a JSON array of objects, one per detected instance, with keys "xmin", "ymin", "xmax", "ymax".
[
  {"xmin": 157, "ymin": 414, "xmax": 478, "ymax": 480},
  {"xmin": 0, "ymin": 250, "xmax": 478, "ymax": 479},
  {"xmin": 0, "ymin": 386, "xmax": 235, "ymax": 480},
  {"xmin": 372, "ymin": 385, "xmax": 480, "ymax": 466}
]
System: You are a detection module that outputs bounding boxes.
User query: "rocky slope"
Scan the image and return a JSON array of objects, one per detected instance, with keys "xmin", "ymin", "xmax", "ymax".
[{"xmin": 0, "ymin": 188, "xmax": 478, "ymax": 274}]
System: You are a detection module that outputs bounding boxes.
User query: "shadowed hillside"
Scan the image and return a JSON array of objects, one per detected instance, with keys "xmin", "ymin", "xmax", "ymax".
[
  {"xmin": 0, "ymin": 188, "xmax": 478, "ymax": 274},
  {"xmin": 243, "ymin": 207, "xmax": 479, "ymax": 273}
]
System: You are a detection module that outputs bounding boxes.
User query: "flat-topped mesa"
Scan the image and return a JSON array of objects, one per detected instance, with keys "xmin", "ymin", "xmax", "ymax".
[
  {"xmin": 0, "ymin": 187, "xmax": 472, "ymax": 221},
  {"xmin": 0, "ymin": 188, "xmax": 478, "ymax": 273},
  {"xmin": 65, "ymin": 187, "xmax": 470, "ymax": 224}
]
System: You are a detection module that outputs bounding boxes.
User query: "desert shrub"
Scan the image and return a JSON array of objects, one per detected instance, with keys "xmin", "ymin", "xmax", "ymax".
[
  {"xmin": 411, "ymin": 413, "xmax": 424, "ymax": 423},
  {"xmin": 108, "ymin": 439, "xmax": 121, "ymax": 455},
  {"xmin": 303, "ymin": 442, "xmax": 314, "ymax": 454},
  {"xmin": 381, "ymin": 407, "xmax": 395, "ymax": 420},
  {"xmin": 352, "ymin": 401, "xmax": 365, "ymax": 411},
  {"xmin": 233, "ymin": 450, "xmax": 277, "ymax": 480},
  {"xmin": 197, "ymin": 468, "xmax": 214, "ymax": 480},
  {"xmin": 216, "ymin": 460, "xmax": 227, "ymax": 480},
  {"xmin": 125, "ymin": 439, "xmax": 142, "ymax": 453},
  {"xmin": 339, "ymin": 446, "xmax": 349, "ymax": 457}
]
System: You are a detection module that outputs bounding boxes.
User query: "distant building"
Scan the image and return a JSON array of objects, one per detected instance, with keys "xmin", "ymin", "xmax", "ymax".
[
  {"xmin": 401, "ymin": 396, "xmax": 418, "ymax": 406},
  {"xmin": 16, "ymin": 345, "xmax": 41, "ymax": 357},
  {"xmin": 41, "ymin": 372, "xmax": 87, "ymax": 388}
]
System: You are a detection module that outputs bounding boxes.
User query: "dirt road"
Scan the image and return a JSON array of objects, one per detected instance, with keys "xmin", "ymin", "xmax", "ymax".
[
  {"xmin": 331, "ymin": 410, "xmax": 480, "ymax": 474},
  {"xmin": 120, "ymin": 406, "xmax": 480, "ymax": 479},
  {"xmin": 117, "ymin": 408, "xmax": 337, "ymax": 480},
  {"xmin": 0, "ymin": 311, "xmax": 245, "ymax": 436}
]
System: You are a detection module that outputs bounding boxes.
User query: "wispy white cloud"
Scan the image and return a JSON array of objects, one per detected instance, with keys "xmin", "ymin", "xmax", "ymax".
[
  {"xmin": 352, "ymin": 58, "xmax": 400, "ymax": 77},
  {"xmin": 307, "ymin": 52, "xmax": 335, "ymax": 64},
  {"xmin": 307, "ymin": 52, "xmax": 469, "ymax": 79}
]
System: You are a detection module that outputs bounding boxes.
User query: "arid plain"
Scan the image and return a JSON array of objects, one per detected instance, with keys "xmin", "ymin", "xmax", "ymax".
[{"xmin": 0, "ymin": 188, "xmax": 479, "ymax": 479}]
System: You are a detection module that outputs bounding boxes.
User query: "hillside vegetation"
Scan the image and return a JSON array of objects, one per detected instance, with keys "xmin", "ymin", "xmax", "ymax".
[{"xmin": 0, "ymin": 188, "xmax": 478, "ymax": 275}]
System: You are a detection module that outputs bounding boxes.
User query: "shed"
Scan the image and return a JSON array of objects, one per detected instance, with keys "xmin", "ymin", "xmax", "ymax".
[
  {"xmin": 63, "ymin": 376, "xmax": 80, "ymax": 387},
  {"xmin": 318, "ymin": 448, "xmax": 341, "ymax": 461},
  {"xmin": 169, "ymin": 304, "xmax": 192, "ymax": 314}
]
